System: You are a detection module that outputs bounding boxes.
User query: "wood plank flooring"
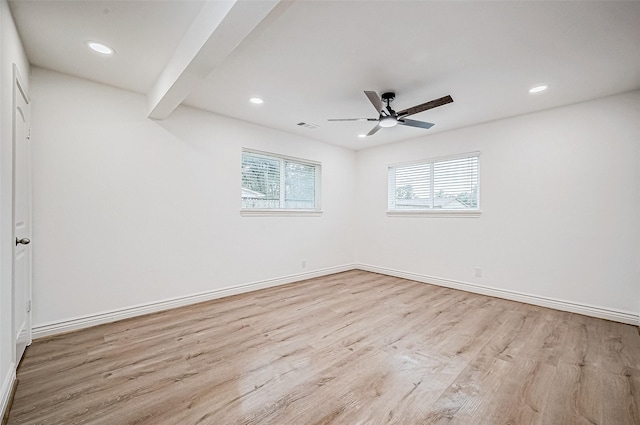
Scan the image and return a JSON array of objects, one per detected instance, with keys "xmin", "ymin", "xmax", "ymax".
[{"xmin": 7, "ymin": 270, "xmax": 640, "ymax": 424}]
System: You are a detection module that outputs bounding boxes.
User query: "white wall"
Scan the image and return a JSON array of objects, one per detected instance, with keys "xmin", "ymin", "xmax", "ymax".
[
  {"xmin": 30, "ymin": 67, "xmax": 356, "ymax": 329},
  {"xmin": 0, "ymin": 0, "xmax": 29, "ymax": 416},
  {"xmin": 24, "ymin": 67, "xmax": 640, "ymax": 336},
  {"xmin": 356, "ymin": 90, "xmax": 640, "ymax": 318}
]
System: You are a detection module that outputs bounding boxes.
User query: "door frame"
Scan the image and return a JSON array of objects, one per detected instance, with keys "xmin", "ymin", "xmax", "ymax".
[{"xmin": 12, "ymin": 63, "xmax": 32, "ymax": 365}]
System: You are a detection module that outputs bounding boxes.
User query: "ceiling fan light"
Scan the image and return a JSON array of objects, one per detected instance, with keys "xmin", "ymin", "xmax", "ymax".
[{"xmin": 379, "ymin": 116, "xmax": 398, "ymax": 128}]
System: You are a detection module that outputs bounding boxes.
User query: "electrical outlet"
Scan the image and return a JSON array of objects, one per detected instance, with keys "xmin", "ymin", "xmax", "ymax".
[
  {"xmin": 301, "ymin": 260, "xmax": 307, "ymax": 269},
  {"xmin": 474, "ymin": 267, "xmax": 482, "ymax": 277}
]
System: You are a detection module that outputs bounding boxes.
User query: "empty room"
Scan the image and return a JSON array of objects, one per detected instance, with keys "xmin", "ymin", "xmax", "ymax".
[{"xmin": 1, "ymin": 0, "xmax": 639, "ymax": 423}]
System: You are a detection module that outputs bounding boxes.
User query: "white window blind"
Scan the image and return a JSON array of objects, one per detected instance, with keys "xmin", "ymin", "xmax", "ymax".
[
  {"xmin": 242, "ymin": 150, "xmax": 320, "ymax": 210},
  {"xmin": 388, "ymin": 153, "xmax": 479, "ymax": 212}
]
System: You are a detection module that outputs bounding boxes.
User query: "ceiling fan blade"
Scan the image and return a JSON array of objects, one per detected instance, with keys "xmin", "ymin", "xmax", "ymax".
[
  {"xmin": 364, "ymin": 91, "xmax": 384, "ymax": 114},
  {"xmin": 366, "ymin": 124, "xmax": 381, "ymax": 136},
  {"xmin": 328, "ymin": 118, "xmax": 378, "ymax": 122},
  {"xmin": 397, "ymin": 95, "xmax": 453, "ymax": 118},
  {"xmin": 398, "ymin": 118, "xmax": 435, "ymax": 129}
]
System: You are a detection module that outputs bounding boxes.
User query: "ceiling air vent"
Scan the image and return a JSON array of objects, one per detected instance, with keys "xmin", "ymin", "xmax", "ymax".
[{"xmin": 297, "ymin": 122, "xmax": 320, "ymax": 130}]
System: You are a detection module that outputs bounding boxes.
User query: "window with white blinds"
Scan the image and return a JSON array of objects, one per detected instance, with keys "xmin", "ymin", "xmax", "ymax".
[
  {"xmin": 241, "ymin": 149, "xmax": 320, "ymax": 212},
  {"xmin": 388, "ymin": 152, "xmax": 480, "ymax": 214}
]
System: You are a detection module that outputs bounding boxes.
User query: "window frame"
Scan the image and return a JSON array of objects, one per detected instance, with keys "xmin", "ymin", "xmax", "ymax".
[
  {"xmin": 387, "ymin": 151, "xmax": 481, "ymax": 218},
  {"xmin": 240, "ymin": 148, "xmax": 322, "ymax": 217}
]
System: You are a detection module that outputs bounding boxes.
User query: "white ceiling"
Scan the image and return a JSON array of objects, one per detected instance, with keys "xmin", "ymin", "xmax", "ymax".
[{"xmin": 9, "ymin": 0, "xmax": 640, "ymax": 150}]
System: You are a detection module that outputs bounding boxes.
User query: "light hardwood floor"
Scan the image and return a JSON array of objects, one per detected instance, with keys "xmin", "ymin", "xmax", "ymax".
[{"xmin": 7, "ymin": 270, "xmax": 640, "ymax": 424}]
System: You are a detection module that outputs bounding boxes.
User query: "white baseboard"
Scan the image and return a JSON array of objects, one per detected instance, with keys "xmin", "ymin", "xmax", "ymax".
[
  {"xmin": 32, "ymin": 263, "xmax": 639, "ymax": 339},
  {"xmin": 1, "ymin": 366, "xmax": 16, "ymax": 422},
  {"xmin": 357, "ymin": 264, "xmax": 640, "ymax": 326},
  {"xmin": 32, "ymin": 264, "xmax": 356, "ymax": 339}
]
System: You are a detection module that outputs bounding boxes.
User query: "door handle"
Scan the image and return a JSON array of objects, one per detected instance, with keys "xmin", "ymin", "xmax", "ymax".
[{"xmin": 16, "ymin": 237, "xmax": 30, "ymax": 246}]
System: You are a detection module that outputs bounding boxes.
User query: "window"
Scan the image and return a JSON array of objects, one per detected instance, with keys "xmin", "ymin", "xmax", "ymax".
[
  {"xmin": 241, "ymin": 149, "xmax": 321, "ymax": 214},
  {"xmin": 388, "ymin": 152, "xmax": 480, "ymax": 216}
]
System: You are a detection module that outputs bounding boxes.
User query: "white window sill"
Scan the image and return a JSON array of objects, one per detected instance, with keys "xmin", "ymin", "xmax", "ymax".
[
  {"xmin": 241, "ymin": 209, "xmax": 323, "ymax": 217},
  {"xmin": 387, "ymin": 210, "xmax": 481, "ymax": 218}
]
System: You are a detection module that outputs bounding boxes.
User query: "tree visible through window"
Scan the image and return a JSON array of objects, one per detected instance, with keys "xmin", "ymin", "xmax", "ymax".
[
  {"xmin": 242, "ymin": 150, "xmax": 320, "ymax": 210},
  {"xmin": 388, "ymin": 153, "xmax": 479, "ymax": 211}
]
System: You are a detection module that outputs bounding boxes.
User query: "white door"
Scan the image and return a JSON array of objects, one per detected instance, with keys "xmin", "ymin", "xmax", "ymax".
[{"xmin": 13, "ymin": 65, "xmax": 31, "ymax": 364}]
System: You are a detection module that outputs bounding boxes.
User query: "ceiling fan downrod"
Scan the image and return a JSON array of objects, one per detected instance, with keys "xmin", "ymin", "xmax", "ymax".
[{"xmin": 379, "ymin": 92, "xmax": 398, "ymax": 127}]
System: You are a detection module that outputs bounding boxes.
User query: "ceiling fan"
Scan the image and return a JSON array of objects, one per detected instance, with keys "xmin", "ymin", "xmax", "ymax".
[{"xmin": 329, "ymin": 91, "xmax": 453, "ymax": 136}]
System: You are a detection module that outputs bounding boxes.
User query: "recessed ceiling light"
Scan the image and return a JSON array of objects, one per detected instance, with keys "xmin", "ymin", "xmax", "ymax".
[
  {"xmin": 358, "ymin": 134, "xmax": 367, "ymax": 138},
  {"xmin": 87, "ymin": 41, "xmax": 114, "ymax": 55},
  {"xmin": 529, "ymin": 85, "xmax": 548, "ymax": 94},
  {"xmin": 249, "ymin": 97, "xmax": 264, "ymax": 104}
]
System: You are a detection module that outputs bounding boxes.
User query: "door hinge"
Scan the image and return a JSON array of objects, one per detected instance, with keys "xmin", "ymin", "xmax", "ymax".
[
  {"xmin": 26, "ymin": 300, "xmax": 31, "ymax": 313},
  {"xmin": 27, "ymin": 128, "xmax": 31, "ymax": 140}
]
